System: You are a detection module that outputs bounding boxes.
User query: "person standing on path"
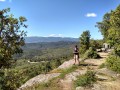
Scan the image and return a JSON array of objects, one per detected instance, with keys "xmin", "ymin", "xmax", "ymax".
[{"xmin": 73, "ymin": 45, "xmax": 80, "ymax": 65}]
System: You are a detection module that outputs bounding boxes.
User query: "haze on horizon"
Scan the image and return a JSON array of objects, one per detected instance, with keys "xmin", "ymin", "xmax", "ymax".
[{"xmin": 0, "ymin": 0, "xmax": 120, "ymax": 39}]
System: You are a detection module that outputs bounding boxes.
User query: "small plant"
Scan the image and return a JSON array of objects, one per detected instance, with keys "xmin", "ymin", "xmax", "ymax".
[
  {"xmin": 83, "ymin": 47, "xmax": 100, "ymax": 59},
  {"xmin": 99, "ymin": 63, "xmax": 106, "ymax": 69},
  {"xmin": 75, "ymin": 71, "xmax": 96, "ymax": 87},
  {"xmin": 106, "ymin": 55, "xmax": 120, "ymax": 73}
]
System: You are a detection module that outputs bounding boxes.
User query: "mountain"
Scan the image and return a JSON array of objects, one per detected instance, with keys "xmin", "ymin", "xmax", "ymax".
[{"xmin": 25, "ymin": 37, "xmax": 79, "ymax": 43}]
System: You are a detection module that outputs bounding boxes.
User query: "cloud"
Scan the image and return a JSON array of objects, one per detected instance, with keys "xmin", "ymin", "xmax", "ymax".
[
  {"xmin": 0, "ymin": 0, "xmax": 12, "ymax": 2},
  {"xmin": 0, "ymin": 0, "xmax": 6, "ymax": 2},
  {"xmin": 49, "ymin": 34, "xmax": 63, "ymax": 37},
  {"xmin": 85, "ymin": 13, "xmax": 97, "ymax": 17}
]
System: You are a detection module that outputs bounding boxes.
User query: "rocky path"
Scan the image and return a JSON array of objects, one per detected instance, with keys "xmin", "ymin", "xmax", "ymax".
[
  {"xmin": 58, "ymin": 52, "xmax": 108, "ymax": 90},
  {"xmin": 18, "ymin": 52, "xmax": 120, "ymax": 90},
  {"xmin": 59, "ymin": 69, "xmax": 87, "ymax": 90}
]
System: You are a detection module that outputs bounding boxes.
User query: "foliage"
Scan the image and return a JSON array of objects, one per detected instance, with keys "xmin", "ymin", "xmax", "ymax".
[
  {"xmin": 90, "ymin": 39, "xmax": 103, "ymax": 49},
  {"xmin": 0, "ymin": 62, "xmax": 53, "ymax": 90},
  {"xmin": 15, "ymin": 41, "xmax": 77, "ymax": 60},
  {"xmin": 99, "ymin": 63, "xmax": 106, "ymax": 69},
  {"xmin": 0, "ymin": 70, "xmax": 5, "ymax": 90},
  {"xmin": 96, "ymin": 5, "xmax": 120, "ymax": 74},
  {"xmin": 96, "ymin": 5, "xmax": 120, "ymax": 56},
  {"xmin": 0, "ymin": 8, "xmax": 27, "ymax": 68},
  {"xmin": 114, "ymin": 44, "xmax": 120, "ymax": 56},
  {"xmin": 75, "ymin": 71, "xmax": 96, "ymax": 87},
  {"xmin": 79, "ymin": 30, "xmax": 91, "ymax": 55},
  {"xmin": 106, "ymin": 55, "xmax": 120, "ymax": 73},
  {"xmin": 83, "ymin": 47, "xmax": 100, "ymax": 59},
  {"xmin": 96, "ymin": 12, "xmax": 111, "ymax": 41},
  {"xmin": 108, "ymin": 5, "xmax": 120, "ymax": 46}
]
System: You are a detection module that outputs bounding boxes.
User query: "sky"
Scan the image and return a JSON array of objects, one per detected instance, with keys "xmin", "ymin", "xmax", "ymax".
[{"xmin": 0, "ymin": 0, "xmax": 120, "ymax": 39}]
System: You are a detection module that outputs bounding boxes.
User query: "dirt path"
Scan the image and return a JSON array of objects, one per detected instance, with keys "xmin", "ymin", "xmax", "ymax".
[
  {"xmin": 58, "ymin": 52, "xmax": 108, "ymax": 90},
  {"xmin": 59, "ymin": 69, "xmax": 87, "ymax": 90},
  {"xmin": 74, "ymin": 52, "xmax": 120, "ymax": 90}
]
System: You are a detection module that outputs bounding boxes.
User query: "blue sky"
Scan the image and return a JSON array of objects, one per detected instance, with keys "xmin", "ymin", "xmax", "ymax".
[{"xmin": 0, "ymin": 0, "xmax": 120, "ymax": 39}]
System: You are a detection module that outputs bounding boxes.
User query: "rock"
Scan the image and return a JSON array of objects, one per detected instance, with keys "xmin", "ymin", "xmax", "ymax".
[
  {"xmin": 96, "ymin": 68, "xmax": 118, "ymax": 78},
  {"xmin": 76, "ymin": 87, "xmax": 85, "ymax": 90},
  {"xmin": 18, "ymin": 73, "xmax": 60, "ymax": 90},
  {"xmin": 92, "ymin": 84, "xmax": 103, "ymax": 90},
  {"xmin": 57, "ymin": 59, "xmax": 74, "ymax": 69},
  {"xmin": 58, "ymin": 59, "xmax": 82, "ymax": 69},
  {"xmin": 116, "ymin": 74, "xmax": 120, "ymax": 77},
  {"xmin": 96, "ymin": 74, "xmax": 110, "ymax": 81}
]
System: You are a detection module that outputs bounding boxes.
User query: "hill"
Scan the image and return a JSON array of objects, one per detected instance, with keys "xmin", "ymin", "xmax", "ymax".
[
  {"xmin": 25, "ymin": 37, "xmax": 79, "ymax": 43},
  {"xmin": 14, "ymin": 41, "xmax": 78, "ymax": 60}
]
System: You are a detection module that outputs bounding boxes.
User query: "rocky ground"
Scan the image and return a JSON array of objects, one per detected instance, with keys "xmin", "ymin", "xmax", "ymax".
[{"xmin": 18, "ymin": 52, "xmax": 120, "ymax": 90}]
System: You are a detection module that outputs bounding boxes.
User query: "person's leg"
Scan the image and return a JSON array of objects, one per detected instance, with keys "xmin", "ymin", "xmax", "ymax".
[
  {"xmin": 77, "ymin": 54, "xmax": 80, "ymax": 65},
  {"xmin": 74, "ymin": 54, "xmax": 76, "ymax": 64}
]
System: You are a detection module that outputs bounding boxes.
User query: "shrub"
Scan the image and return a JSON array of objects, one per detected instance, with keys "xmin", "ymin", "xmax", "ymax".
[
  {"xmin": 83, "ymin": 47, "xmax": 100, "ymax": 59},
  {"xmin": 79, "ymin": 30, "xmax": 91, "ymax": 55},
  {"xmin": 106, "ymin": 55, "xmax": 120, "ymax": 73},
  {"xmin": 99, "ymin": 63, "xmax": 106, "ymax": 69},
  {"xmin": 0, "ymin": 62, "xmax": 51, "ymax": 90},
  {"xmin": 75, "ymin": 71, "xmax": 96, "ymax": 87},
  {"xmin": 0, "ymin": 70, "xmax": 5, "ymax": 90}
]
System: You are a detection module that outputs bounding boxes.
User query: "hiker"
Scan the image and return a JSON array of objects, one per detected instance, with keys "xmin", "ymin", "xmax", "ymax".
[{"xmin": 73, "ymin": 45, "xmax": 80, "ymax": 65}]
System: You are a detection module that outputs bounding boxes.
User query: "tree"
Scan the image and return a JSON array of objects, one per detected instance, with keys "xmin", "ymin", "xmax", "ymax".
[
  {"xmin": 96, "ymin": 5, "xmax": 120, "ymax": 56},
  {"xmin": 0, "ymin": 8, "xmax": 27, "ymax": 68},
  {"xmin": 96, "ymin": 12, "xmax": 111, "ymax": 41},
  {"xmin": 79, "ymin": 30, "xmax": 90, "ymax": 55},
  {"xmin": 90, "ymin": 39, "xmax": 103, "ymax": 49},
  {"xmin": 108, "ymin": 5, "xmax": 120, "ymax": 56},
  {"xmin": 108, "ymin": 5, "xmax": 120, "ymax": 46}
]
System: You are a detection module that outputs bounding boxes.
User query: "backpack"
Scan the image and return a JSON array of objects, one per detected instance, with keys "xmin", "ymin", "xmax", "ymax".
[{"xmin": 74, "ymin": 47, "xmax": 78, "ymax": 52}]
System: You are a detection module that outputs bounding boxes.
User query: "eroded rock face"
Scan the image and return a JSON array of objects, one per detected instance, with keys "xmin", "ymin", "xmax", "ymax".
[
  {"xmin": 18, "ymin": 73, "xmax": 60, "ymax": 90},
  {"xmin": 58, "ymin": 59, "xmax": 81, "ymax": 69}
]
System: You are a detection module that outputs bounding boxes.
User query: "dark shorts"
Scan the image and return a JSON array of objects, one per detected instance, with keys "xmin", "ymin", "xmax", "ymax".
[{"xmin": 74, "ymin": 52, "xmax": 79, "ymax": 55}]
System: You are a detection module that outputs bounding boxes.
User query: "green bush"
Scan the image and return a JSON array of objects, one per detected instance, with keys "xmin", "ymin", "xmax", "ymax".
[
  {"xmin": 99, "ymin": 63, "xmax": 106, "ymax": 69},
  {"xmin": 75, "ymin": 71, "xmax": 96, "ymax": 87},
  {"xmin": 0, "ymin": 70, "xmax": 5, "ymax": 90},
  {"xmin": 0, "ymin": 62, "xmax": 51, "ymax": 90},
  {"xmin": 106, "ymin": 55, "xmax": 120, "ymax": 73},
  {"xmin": 83, "ymin": 47, "xmax": 100, "ymax": 59},
  {"xmin": 0, "ymin": 58, "xmax": 67, "ymax": 90}
]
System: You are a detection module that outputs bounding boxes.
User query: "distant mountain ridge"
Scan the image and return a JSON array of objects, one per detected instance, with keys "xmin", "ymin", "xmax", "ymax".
[{"xmin": 25, "ymin": 37, "xmax": 79, "ymax": 43}]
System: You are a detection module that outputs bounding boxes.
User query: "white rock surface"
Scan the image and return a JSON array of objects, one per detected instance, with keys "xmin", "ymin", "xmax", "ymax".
[{"xmin": 18, "ymin": 73, "xmax": 60, "ymax": 90}]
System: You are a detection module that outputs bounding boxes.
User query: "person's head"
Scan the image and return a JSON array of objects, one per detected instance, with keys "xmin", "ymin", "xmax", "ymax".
[{"xmin": 75, "ymin": 45, "xmax": 77, "ymax": 47}]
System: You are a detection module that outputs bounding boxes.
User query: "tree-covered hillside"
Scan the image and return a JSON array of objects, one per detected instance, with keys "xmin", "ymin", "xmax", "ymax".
[
  {"xmin": 14, "ymin": 41, "xmax": 78, "ymax": 60},
  {"xmin": 25, "ymin": 37, "xmax": 79, "ymax": 43}
]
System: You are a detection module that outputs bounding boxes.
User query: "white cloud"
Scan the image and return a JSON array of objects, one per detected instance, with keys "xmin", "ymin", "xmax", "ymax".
[
  {"xmin": 85, "ymin": 13, "xmax": 97, "ymax": 17},
  {"xmin": 0, "ymin": 0, "xmax": 6, "ymax": 2},
  {"xmin": 49, "ymin": 34, "xmax": 63, "ymax": 37},
  {"xmin": 0, "ymin": 0, "xmax": 12, "ymax": 2}
]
